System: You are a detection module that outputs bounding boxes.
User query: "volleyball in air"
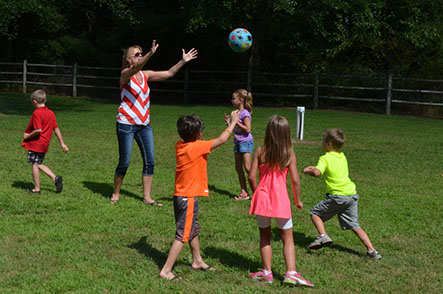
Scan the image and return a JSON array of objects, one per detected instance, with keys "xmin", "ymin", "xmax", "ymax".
[{"xmin": 228, "ymin": 28, "xmax": 253, "ymax": 53}]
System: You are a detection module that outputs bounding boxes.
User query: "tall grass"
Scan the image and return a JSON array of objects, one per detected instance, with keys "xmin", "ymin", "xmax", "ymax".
[{"xmin": 0, "ymin": 92, "xmax": 441, "ymax": 293}]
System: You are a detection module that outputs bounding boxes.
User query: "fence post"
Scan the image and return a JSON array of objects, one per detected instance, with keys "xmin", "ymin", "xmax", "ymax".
[
  {"xmin": 386, "ymin": 73, "xmax": 393, "ymax": 115},
  {"xmin": 313, "ymin": 71, "xmax": 319, "ymax": 109},
  {"xmin": 184, "ymin": 67, "xmax": 189, "ymax": 104},
  {"xmin": 247, "ymin": 67, "xmax": 252, "ymax": 92},
  {"xmin": 23, "ymin": 59, "xmax": 27, "ymax": 94},
  {"xmin": 73, "ymin": 62, "xmax": 78, "ymax": 98}
]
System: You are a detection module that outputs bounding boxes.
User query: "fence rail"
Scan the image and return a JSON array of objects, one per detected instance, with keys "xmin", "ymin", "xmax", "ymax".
[{"xmin": 1, "ymin": 60, "xmax": 442, "ymax": 114}]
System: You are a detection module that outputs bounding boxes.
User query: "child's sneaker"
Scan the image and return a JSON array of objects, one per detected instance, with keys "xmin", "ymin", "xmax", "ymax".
[
  {"xmin": 250, "ymin": 269, "xmax": 273, "ymax": 283},
  {"xmin": 55, "ymin": 176, "xmax": 63, "ymax": 193},
  {"xmin": 283, "ymin": 271, "xmax": 314, "ymax": 287},
  {"xmin": 366, "ymin": 250, "xmax": 382, "ymax": 260},
  {"xmin": 308, "ymin": 234, "xmax": 333, "ymax": 250},
  {"xmin": 234, "ymin": 192, "xmax": 250, "ymax": 201}
]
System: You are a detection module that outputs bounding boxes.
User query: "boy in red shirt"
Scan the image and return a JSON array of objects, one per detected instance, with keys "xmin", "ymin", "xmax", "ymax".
[
  {"xmin": 159, "ymin": 111, "xmax": 239, "ymax": 280},
  {"xmin": 22, "ymin": 90, "xmax": 69, "ymax": 194}
]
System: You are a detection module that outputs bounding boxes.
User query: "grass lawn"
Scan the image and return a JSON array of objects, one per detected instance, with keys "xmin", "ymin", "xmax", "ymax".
[{"xmin": 0, "ymin": 92, "xmax": 442, "ymax": 293}]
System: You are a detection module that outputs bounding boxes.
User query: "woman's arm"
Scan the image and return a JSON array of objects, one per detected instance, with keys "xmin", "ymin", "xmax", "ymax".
[
  {"xmin": 120, "ymin": 40, "xmax": 159, "ymax": 84},
  {"xmin": 144, "ymin": 48, "xmax": 197, "ymax": 82},
  {"xmin": 288, "ymin": 150, "xmax": 303, "ymax": 209}
]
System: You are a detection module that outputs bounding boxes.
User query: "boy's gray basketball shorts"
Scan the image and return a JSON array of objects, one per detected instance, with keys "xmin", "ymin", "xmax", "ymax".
[
  {"xmin": 173, "ymin": 196, "xmax": 200, "ymax": 243},
  {"xmin": 310, "ymin": 194, "xmax": 360, "ymax": 230}
]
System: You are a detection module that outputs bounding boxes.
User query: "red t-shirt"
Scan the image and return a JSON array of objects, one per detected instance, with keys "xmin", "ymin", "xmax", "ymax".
[
  {"xmin": 21, "ymin": 107, "xmax": 58, "ymax": 153},
  {"xmin": 174, "ymin": 139, "xmax": 214, "ymax": 197}
]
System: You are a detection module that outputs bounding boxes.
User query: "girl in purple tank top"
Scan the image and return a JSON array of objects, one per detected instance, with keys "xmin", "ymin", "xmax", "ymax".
[{"xmin": 224, "ymin": 89, "xmax": 254, "ymax": 200}]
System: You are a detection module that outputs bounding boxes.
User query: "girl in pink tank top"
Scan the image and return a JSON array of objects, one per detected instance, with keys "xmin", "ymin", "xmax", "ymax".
[{"xmin": 248, "ymin": 115, "xmax": 314, "ymax": 287}]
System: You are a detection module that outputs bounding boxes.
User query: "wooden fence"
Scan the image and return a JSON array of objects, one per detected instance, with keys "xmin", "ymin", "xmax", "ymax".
[{"xmin": 1, "ymin": 60, "xmax": 442, "ymax": 115}]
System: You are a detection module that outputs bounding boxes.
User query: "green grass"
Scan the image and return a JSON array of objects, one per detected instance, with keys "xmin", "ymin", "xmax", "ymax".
[{"xmin": 0, "ymin": 92, "xmax": 442, "ymax": 293}]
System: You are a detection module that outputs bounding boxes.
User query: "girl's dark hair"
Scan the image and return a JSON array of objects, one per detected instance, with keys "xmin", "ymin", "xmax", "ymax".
[{"xmin": 177, "ymin": 115, "xmax": 203, "ymax": 142}]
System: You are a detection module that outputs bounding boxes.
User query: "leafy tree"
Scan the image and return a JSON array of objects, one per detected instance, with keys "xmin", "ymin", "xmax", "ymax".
[{"xmin": 1, "ymin": 0, "xmax": 441, "ymax": 77}]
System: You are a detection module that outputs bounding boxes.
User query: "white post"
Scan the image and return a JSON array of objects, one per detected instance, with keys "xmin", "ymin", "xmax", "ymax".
[{"xmin": 296, "ymin": 106, "xmax": 305, "ymax": 140}]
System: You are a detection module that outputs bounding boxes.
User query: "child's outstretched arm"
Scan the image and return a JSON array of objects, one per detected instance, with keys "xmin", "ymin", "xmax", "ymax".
[
  {"xmin": 211, "ymin": 110, "xmax": 239, "ymax": 150},
  {"xmin": 302, "ymin": 166, "xmax": 321, "ymax": 177},
  {"xmin": 224, "ymin": 113, "xmax": 231, "ymax": 125},
  {"xmin": 231, "ymin": 109, "xmax": 251, "ymax": 133},
  {"xmin": 288, "ymin": 150, "xmax": 303, "ymax": 209},
  {"xmin": 54, "ymin": 127, "xmax": 69, "ymax": 153},
  {"xmin": 248, "ymin": 147, "xmax": 261, "ymax": 192}
]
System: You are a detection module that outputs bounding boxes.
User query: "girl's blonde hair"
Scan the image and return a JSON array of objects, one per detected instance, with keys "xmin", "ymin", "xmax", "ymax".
[
  {"xmin": 121, "ymin": 45, "xmax": 142, "ymax": 69},
  {"xmin": 233, "ymin": 89, "xmax": 253, "ymax": 114},
  {"xmin": 260, "ymin": 115, "xmax": 293, "ymax": 170}
]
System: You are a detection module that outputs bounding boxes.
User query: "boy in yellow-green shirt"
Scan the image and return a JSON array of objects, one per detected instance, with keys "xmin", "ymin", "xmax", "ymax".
[{"xmin": 303, "ymin": 129, "xmax": 381, "ymax": 260}]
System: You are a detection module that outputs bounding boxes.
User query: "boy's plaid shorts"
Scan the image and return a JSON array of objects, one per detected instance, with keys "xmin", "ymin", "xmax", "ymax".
[{"xmin": 27, "ymin": 150, "xmax": 45, "ymax": 165}]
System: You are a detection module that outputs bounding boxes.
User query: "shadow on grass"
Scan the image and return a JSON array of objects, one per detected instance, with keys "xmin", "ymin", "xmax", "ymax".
[
  {"xmin": 270, "ymin": 227, "xmax": 312, "ymax": 247},
  {"xmin": 271, "ymin": 227, "xmax": 362, "ymax": 257},
  {"xmin": 204, "ymin": 246, "xmax": 261, "ymax": 270},
  {"xmin": 128, "ymin": 236, "xmax": 167, "ymax": 269},
  {"xmin": 128, "ymin": 236, "xmax": 190, "ymax": 271},
  {"xmin": 325, "ymin": 243, "xmax": 362, "ymax": 257},
  {"xmin": 12, "ymin": 180, "xmax": 35, "ymax": 190},
  {"xmin": 208, "ymin": 184, "xmax": 236, "ymax": 199},
  {"xmin": 82, "ymin": 181, "xmax": 142, "ymax": 202}
]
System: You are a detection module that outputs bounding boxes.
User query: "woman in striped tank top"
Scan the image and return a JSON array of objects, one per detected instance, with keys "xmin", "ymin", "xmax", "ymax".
[{"xmin": 111, "ymin": 40, "xmax": 198, "ymax": 205}]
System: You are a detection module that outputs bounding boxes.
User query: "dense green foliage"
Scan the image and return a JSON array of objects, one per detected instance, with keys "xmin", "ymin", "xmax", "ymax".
[
  {"xmin": 0, "ymin": 92, "xmax": 442, "ymax": 293},
  {"xmin": 1, "ymin": 0, "xmax": 442, "ymax": 77}
]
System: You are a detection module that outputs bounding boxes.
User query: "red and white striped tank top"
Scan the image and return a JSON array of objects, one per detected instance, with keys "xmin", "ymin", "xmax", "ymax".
[{"xmin": 117, "ymin": 71, "xmax": 151, "ymax": 125}]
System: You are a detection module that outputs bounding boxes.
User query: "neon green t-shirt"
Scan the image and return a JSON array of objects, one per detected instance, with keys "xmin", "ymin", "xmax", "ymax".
[{"xmin": 315, "ymin": 152, "xmax": 357, "ymax": 196}]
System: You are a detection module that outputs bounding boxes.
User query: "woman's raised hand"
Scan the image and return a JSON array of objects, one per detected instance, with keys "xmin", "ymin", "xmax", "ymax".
[
  {"xmin": 182, "ymin": 48, "xmax": 198, "ymax": 62},
  {"xmin": 150, "ymin": 40, "xmax": 159, "ymax": 55}
]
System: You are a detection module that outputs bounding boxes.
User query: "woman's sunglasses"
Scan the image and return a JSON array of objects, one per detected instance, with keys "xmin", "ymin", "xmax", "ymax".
[{"xmin": 134, "ymin": 52, "xmax": 143, "ymax": 57}]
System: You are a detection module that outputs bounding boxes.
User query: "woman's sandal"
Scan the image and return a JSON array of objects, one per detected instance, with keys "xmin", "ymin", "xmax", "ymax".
[
  {"xmin": 190, "ymin": 265, "xmax": 215, "ymax": 272},
  {"xmin": 143, "ymin": 200, "xmax": 163, "ymax": 207},
  {"xmin": 25, "ymin": 189, "xmax": 41, "ymax": 194},
  {"xmin": 110, "ymin": 195, "xmax": 119, "ymax": 203}
]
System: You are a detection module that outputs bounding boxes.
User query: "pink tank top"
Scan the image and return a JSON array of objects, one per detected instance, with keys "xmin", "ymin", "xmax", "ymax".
[
  {"xmin": 117, "ymin": 72, "xmax": 151, "ymax": 125},
  {"xmin": 249, "ymin": 164, "xmax": 292, "ymax": 219}
]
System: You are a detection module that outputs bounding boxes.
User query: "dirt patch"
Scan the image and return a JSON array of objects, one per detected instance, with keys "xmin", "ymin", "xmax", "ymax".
[{"xmin": 292, "ymin": 139, "xmax": 320, "ymax": 145}]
